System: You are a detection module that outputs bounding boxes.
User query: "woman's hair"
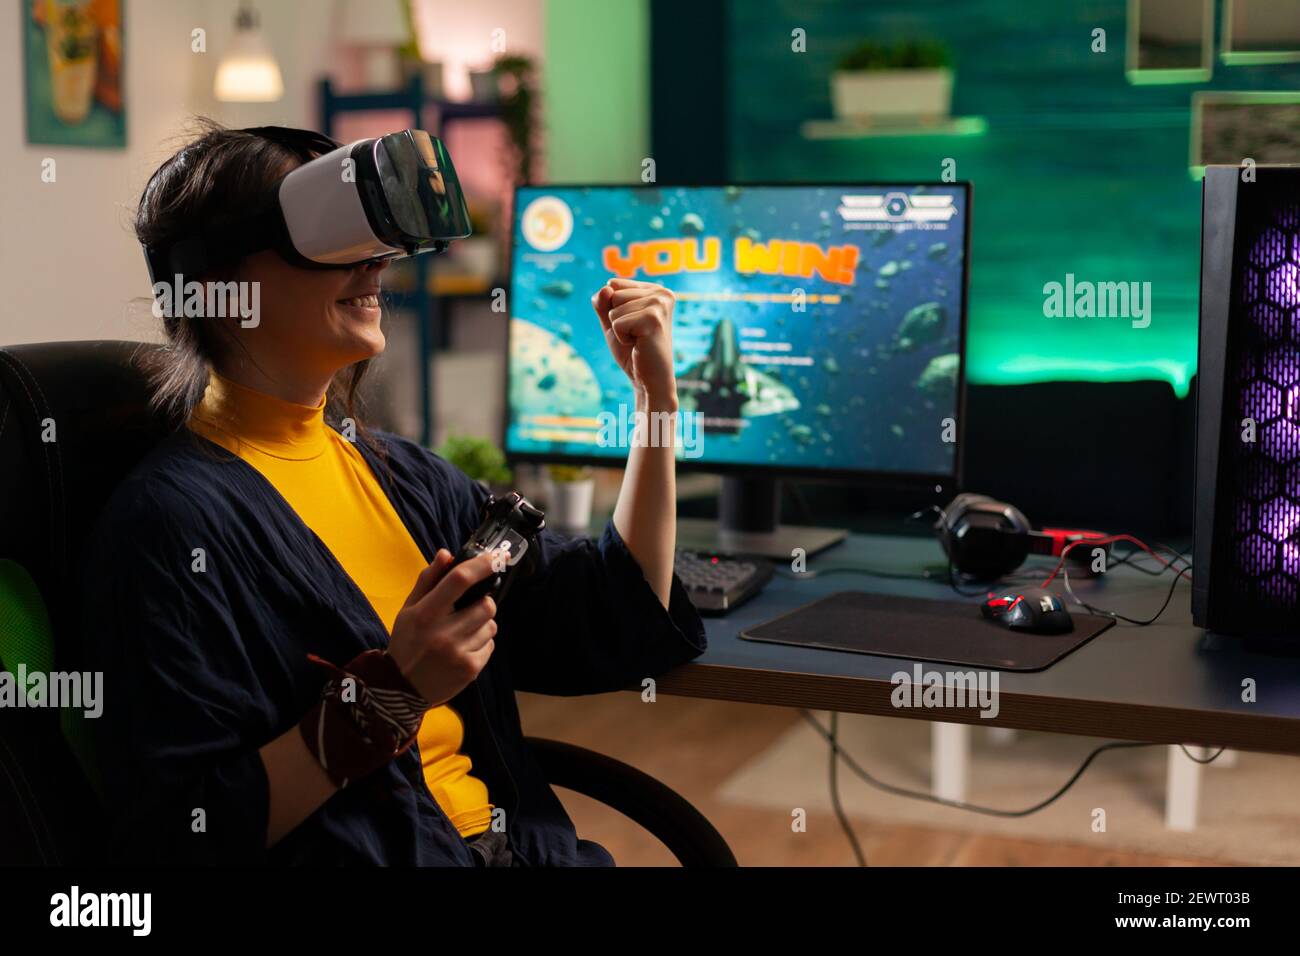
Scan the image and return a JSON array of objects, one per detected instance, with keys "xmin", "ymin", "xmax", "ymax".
[{"xmin": 135, "ymin": 118, "xmax": 372, "ymax": 438}]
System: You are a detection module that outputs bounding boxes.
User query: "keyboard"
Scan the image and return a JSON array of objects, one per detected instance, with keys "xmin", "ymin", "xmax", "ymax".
[{"xmin": 674, "ymin": 549, "xmax": 774, "ymax": 615}]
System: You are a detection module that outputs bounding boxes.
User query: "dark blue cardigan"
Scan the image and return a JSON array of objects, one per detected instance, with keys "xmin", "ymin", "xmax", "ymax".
[{"xmin": 79, "ymin": 428, "xmax": 707, "ymax": 866}]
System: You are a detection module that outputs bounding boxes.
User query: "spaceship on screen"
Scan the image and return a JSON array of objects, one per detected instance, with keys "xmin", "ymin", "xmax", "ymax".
[{"xmin": 677, "ymin": 317, "xmax": 800, "ymax": 433}]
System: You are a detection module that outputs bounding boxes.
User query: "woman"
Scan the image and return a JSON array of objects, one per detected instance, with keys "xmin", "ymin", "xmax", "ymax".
[{"xmin": 80, "ymin": 122, "xmax": 706, "ymax": 866}]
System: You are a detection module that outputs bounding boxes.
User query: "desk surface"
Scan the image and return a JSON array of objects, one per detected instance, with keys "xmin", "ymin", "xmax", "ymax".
[{"xmin": 657, "ymin": 534, "xmax": 1300, "ymax": 756}]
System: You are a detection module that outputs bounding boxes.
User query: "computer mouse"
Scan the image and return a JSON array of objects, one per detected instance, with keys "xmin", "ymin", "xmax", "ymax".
[{"xmin": 981, "ymin": 586, "xmax": 1074, "ymax": 634}]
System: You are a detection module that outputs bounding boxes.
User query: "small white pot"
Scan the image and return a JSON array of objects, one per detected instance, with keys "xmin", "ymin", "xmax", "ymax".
[
  {"xmin": 402, "ymin": 59, "xmax": 444, "ymax": 98},
  {"xmin": 451, "ymin": 236, "xmax": 498, "ymax": 279},
  {"xmin": 359, "ymin": 47, "xmax": 404, "ymax": 91},
  {"xmin": 469, "ymin": 69, "xmax": 498, "ymax": 102},
  {"xmin": 545, "ymin": 478, "xmax": 595, "ymax": 537},
  {"xmin": 830, "ymin": 68, "xmax": 953, "ymax": 122}
]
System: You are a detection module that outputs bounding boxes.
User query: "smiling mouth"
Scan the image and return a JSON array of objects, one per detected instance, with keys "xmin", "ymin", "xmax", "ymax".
[{"xmin": 338, "ymin": 293, "xmax": 380, "ymax": 308}]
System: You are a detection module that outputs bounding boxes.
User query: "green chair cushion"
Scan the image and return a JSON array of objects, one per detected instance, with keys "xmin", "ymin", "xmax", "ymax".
[{"xmin": 0, "ymin": 559, "xmax": 102, "ymax": 796}]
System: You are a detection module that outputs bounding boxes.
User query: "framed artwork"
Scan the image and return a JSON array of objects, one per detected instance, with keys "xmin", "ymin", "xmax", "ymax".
[
  {"xmin": 1221, "ymin": 0, "xmax": 1300, "ymax": 65},
  {"xmin": 1126, "ymin": 0, "xmax": 1214, "ymax": 85},
  {"xmin": 24, "ymin": 0, "xmax": 126, "ymax": 148},
  {"xmin": 1190, "ymin": 92, "xmax": 1300, "ymax": 178}
]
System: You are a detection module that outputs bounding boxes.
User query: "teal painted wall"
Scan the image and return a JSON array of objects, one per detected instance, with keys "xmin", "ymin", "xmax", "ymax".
[
  {"xmin": 544, "ymin": 0, "xmax": 649, "ymax": 183},
  {"xmin": 728, "ymin": 0, "xmax": 1300, "ymax": 395}
]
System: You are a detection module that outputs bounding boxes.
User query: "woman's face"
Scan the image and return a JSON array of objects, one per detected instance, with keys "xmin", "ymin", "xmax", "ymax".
[{"xmin": 229, "ymin": 250, "xmax": 391, "ymax": 383}]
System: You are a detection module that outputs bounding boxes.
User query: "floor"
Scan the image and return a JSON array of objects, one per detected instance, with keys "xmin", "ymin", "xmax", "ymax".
[{"xmin": 515, "ymin": 690, "xmax": 1219, "ymax": 867}]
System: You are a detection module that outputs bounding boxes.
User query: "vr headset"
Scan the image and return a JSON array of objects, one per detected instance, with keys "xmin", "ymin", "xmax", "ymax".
[{"xmin": 143, "ymin": 126, "xmax": 472, "ymax": 285}]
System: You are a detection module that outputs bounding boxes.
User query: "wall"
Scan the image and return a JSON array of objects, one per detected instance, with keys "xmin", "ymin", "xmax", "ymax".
[
  {"xmin": 189, "ymin": 0, "xmax": 336, "ymax": 130},
  {"xmin": 727, "ymin": 0, "xmax": 1300, "ymax": 396},
  {"xmin": 412, "ymin": 0, "xmax": 545, "ymax": 102},
  {"xmin": 1, "ymin": 0, "xmax": 648, "ymax": 451},
  {"xmin": 0, "ymin": 0, "xmax": 345, "ymax": 346},
  {"xmin": 544, "ymin": 0, "xmax": 649, "ymax": 183},
  {"xmin": 0, "ymin": 0, "xmax": 554, "ymax": 348},
  {"xmin": 0, "ymin": 0, "xmax": 200, "ymax": 345}
]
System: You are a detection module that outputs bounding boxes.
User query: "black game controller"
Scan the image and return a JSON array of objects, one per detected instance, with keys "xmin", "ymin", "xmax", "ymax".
[{"xmin": 452, "ymin": 492, "xmax": 546, "ymax": 611}]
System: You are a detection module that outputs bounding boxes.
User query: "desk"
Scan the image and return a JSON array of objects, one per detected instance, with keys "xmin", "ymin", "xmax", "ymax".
[{"xmin": 657, "ymin": 533, "xmax": 1300, "ymax": 758}]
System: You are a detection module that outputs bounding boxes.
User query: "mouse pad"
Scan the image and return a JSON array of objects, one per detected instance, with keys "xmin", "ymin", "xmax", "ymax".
[{"xmin": 740, "ymin": 591, "xmax": 1116, "ymax": 672}]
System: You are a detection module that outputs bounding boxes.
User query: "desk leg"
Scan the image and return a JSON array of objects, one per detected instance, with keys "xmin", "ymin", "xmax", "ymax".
[
  {"xmin": 1165, "ymin": 745, "xmax": 1204, "ymax": 832},
  {"xmin": 931, "ymin": 722, "xmax": 970, "ymax": 802}
]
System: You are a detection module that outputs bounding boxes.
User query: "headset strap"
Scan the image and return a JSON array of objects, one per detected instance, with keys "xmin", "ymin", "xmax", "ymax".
[
  {"xmin": 143, "ymin": 208, "xmax": 286, "ymax": 286},
  {"xmin": 238, "ymin": 125, "xmax": 342, "ymax": 159},
  {"xmin": 143, "ymin": 127, "xmax": 343, "ymax": 286}
]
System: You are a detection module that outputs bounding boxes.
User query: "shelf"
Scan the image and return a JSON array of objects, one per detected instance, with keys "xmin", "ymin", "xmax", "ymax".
[
  {"xmin": 428, "ymin": 274, "xmax": 502, "ymax": 297},
  {"xmin": 384, "ymin": 269, "xmax": 507, "ymax": 300},
  {"xmin": 318, "ymin": 74, "xmax": 504, "ymax": 448},
  {"xmin": 319, "ymin": 76, "xmax": 500, "ymax": 122},
  {"xmin": 800, "ymin": 116, "xmax": 987, "ymax": 140},
  {"xmin": 435, "ymin": 100, "xmax": 501, "ymax": 122}
]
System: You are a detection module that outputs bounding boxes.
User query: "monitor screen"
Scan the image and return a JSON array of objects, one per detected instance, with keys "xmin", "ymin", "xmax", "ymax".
[{"xmin": 504, "ymin": 183, "xmax": 968, "ymax": 480}]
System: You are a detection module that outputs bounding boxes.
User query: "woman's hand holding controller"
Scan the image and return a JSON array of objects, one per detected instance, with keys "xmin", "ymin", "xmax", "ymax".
[{"xmin": 388, "ymin": 549, "xmax": 499, "ymax": 708}]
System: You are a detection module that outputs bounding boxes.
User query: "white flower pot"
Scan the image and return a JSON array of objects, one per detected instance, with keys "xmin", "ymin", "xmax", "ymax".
[
  {"xmin": 359, "ymin": 47, "xmax": 403, "ymax": 91},
  {"xmin": 469, "ymin": 69, "xmax": 498, "ymax": 102},
  {"xmin": 451, "ymin": 236, "xmax": 498, "ymax": 280},
  {"xmin": 830, "ymin": 68, "xmax": 953, "ymax": 122},
  {"xmin": 402, "ymin": 59, "xmax": 445, "ymax": 98},
  {"xmin": 545, "ymin": 478, "xmax": 595, "ymax": 537}
]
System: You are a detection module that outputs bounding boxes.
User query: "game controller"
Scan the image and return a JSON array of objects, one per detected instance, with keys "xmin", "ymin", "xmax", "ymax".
[{"xmin": 451, "ymin": 492, "xmax": 546, "ymax": 611}]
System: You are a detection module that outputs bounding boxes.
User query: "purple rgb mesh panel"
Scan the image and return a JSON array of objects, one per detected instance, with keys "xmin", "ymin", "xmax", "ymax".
[{"xmin": 1224, "ymin": 197, "xmax": 1300, "ymax": 620}]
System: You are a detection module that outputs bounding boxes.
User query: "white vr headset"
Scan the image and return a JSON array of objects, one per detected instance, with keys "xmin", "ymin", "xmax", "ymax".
[{"xmin": 143, "ymin": 126, "xmax": 472, "ymax": 285}]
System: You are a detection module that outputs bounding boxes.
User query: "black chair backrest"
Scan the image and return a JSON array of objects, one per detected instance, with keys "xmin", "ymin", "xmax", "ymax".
[{"xmin": 0, "ymin": 340, "xmax": 170, "ymax": 863}]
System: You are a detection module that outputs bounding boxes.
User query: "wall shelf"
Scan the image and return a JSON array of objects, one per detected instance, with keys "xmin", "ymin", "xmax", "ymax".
[
  {"xmin": 319, "ymin": 75, "xmax": 501, "ymax": 446},
  {"xmin": 800, "ymin": 116, "xmax": 987, "ymax": 140}
]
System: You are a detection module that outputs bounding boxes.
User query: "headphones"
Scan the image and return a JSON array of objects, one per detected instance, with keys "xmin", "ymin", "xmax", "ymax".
[{"xmin": 935, "ymin": 493, "xmax": 1112, "ymax": 581}]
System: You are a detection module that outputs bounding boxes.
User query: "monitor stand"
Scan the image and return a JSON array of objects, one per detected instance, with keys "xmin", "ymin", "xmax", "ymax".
[{"xmin": 676, "ymin": 477, "xmax": 847, "ymax": 560}]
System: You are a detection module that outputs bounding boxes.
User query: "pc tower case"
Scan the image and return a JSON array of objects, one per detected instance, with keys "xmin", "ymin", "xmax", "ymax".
[{"xmin": 1195, "ymin": 165, "xmax": 1300, "ymax": 636}]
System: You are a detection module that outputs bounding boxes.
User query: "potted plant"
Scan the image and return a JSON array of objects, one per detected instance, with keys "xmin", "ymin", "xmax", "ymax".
[
  {"xmin": 447, "ymin": 202, "xmax": 499, "ymax": 283},
  {"xmin": 396, "ymin": 0, "xmax": 444, "ymax": 96},
  {"xmin": 336, "ymin": 0, "xmax": 413, "ymax": 91},
  {"xmin": 467, "ymin": 61, "xmax": 500, "ymax": 102},
  {"xmin": 45, "ymin": 0, "xmax": 99, "ymax": 124},
  {"xmin": 493, "ymin": 53, "xmax": 538, "ymax": 185},
  {"xmin": 831, "ymin": 38, "xmax": 954, "ymax": 124},
  {"xmin": 436, "ymin": 433, "xmax": 512, "ymax": 493},
  {"xmin": 544, "ymin": 464, "xmax": 595, "ymax": 538}
]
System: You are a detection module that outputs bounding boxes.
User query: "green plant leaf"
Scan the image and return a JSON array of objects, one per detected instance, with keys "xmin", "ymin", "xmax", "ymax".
[{"xmin": 435, "ymin": 433, "xmax": 513, "ymax": 485}]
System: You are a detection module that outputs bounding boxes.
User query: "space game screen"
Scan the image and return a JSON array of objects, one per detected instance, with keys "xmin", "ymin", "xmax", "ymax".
[{"xmin": 505, "ymin": 184, "xmax": 967, "ymax": 476}]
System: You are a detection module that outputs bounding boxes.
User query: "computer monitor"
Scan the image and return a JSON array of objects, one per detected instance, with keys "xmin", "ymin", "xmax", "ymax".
[{"xmin": 505, "ymin": 183, "xmax": 970, "ymax": 556}]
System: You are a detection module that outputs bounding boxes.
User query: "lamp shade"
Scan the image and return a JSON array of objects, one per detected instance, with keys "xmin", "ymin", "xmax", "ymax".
[{"xmin": 214, "ymin": 9, "xmax": 284, "ymax": 102}]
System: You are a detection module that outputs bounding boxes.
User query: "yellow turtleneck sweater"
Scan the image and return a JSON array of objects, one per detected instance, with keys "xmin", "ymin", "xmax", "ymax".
[{"xmin": 188, "ymin": 371, "xmax": 493, "ymax": 837}]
